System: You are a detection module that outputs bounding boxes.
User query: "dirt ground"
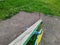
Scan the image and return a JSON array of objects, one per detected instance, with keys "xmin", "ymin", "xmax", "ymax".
[
  {"xmin": 40, "ymin": 14, "xmax": 60, "ymax": 45},
  {"xmin": 0, "ymin": 12, "xmax": 60, "ymax": 45},
  {"xmin": 0, "ymin": 12, "xmax": 40, "ymax": 45}
]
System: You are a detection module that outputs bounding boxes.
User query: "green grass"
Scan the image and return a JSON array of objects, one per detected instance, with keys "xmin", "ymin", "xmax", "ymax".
[{"xmin": 0, "ymin": 0, "xmax": 60, "ymax": 19}]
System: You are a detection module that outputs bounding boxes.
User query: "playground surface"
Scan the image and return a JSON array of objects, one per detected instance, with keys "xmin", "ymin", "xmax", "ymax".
[{"xmin": 0, "ymin": 12, "xmax": 60, "ymax": 45}]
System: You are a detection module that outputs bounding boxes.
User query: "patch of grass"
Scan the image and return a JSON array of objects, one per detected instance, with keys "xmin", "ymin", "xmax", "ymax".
[{"xmin": 0, "ymin": 0, "xmax": 60, "ymax": 19}]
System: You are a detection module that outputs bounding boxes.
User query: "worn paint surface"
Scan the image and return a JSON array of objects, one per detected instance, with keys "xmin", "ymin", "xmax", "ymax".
[{"xmin": 35, "ymin": 29, "xmax": 43, "ymax": 45}]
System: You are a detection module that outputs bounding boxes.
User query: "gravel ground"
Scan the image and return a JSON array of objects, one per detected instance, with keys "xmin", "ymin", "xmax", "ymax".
[{"xmin": 0, "ymin": 12, "xmax": 60, "ymax": 45}]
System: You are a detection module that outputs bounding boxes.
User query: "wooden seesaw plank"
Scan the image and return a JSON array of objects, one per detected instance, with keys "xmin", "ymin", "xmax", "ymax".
[{"xmin": 9, "ymin": 19, "xmax": 42, "ymax": 45}]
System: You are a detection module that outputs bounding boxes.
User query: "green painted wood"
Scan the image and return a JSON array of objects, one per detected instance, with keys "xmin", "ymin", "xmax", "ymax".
[{"xmin": 23, "ymin": 27, "xmax": 38, "ymax": 45}]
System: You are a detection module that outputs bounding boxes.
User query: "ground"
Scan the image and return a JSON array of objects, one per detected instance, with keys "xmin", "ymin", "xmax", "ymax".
[
  {"xmin": 0, "ymin": 12, "xmax": 40, "ymax": 45},
  {"xmin": 0, "ymin": 12, "xmax": 60, "ymax": 45},
  {"xmin": 0, "ymin": 0, "xmax": 60, "ymax": 19},
  {"xmin": 40, "ymin": 13, "xmax": 60, "ymax": 45}
]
